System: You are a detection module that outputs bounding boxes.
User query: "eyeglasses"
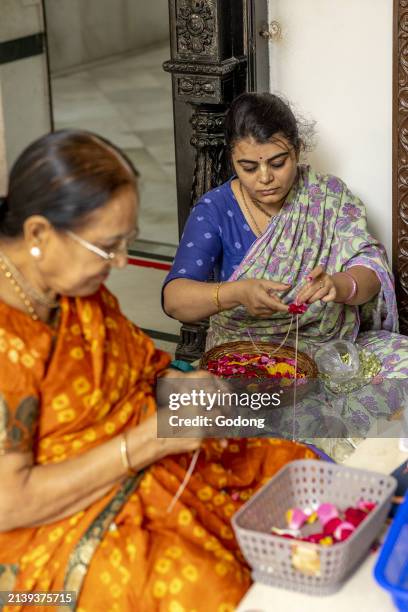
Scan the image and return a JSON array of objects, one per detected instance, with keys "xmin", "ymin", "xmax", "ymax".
[{"xmin": 66, "ymin": 229, "xmax": 139, "ymax": 261}]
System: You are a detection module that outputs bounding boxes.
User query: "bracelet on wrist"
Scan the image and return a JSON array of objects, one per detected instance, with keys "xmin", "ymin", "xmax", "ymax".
[
  {"xmin": 340, "ymin": 271, "xmax": 358, "ymax": 303},
  {"xmin": 213, "ymin": 282, "xmax": 223, "ymax": 312},
  {"xmin": 120, "ymin": 431, "xmax": 137, "ymax": 476}
]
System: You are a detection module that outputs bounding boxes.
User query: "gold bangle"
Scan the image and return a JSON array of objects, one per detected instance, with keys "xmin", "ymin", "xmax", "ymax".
[
  {"xmin": 120, "ymin": 432, "xmax": 136, "ymax": 475},
  {"xmin": 213, "ymin": 282, "xmax": 223, "ymax": 312}
]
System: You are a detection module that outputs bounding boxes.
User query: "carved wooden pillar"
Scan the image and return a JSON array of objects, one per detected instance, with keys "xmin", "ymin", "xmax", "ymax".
[
  {"xmin": 394, "ymin": 0, "xmax": 408, "ymax": 333},
  {"xmin": 163, "ymin": 0, "xmax": 247, "ymax": 361}
]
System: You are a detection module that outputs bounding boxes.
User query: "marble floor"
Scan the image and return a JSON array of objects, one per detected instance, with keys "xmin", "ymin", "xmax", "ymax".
[{"xmin": 50, "ymin": 42, "xmax": 179, "ymax": 248}]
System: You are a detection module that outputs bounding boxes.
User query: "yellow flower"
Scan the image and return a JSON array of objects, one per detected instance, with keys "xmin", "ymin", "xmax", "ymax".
[
  {"xmin": 57, "ymin": 409, "xmax": 76, "ymax": 423},
  {"xmin": 96, "ymin": 403, "xmax": 110, "ymax": 420},
  {"xmin": 34, "ymin": 553, "xmax": 50, "ymax": 568},
  {"xmin": 73, "ymin": 376, "xmax": 91, "ymax": 396},
  {"xmin": 8, "ymin": 349, "xmax": 19, "ymax": 363},
  {"xmin": 211, "ymin": 463, "xmax": 224, "ymax": 473},
  {"xmin": 83, "ymin": 429, "xmax": 96, "ymax": 442},
  {"xmin": 70, "ymin": 347, "xmax": 84, "ymax": 360},
  {"xmin": 109, "ymin": 548, "xmax": 122, "ymax": 568},
  {"xmin": 104, "ymin": 422, "xmax": 116, "ymax": 435},
  {"xmin": 215, "ymin": 562, "xmax": 229, "ymax": 576},
  {"xmin": 154, "ymin": 558, "xmax": 172, "ymax": 575},
  {"xmin": 10, "ymin": 337, "xmax": 24, "ymax": 350},
  {"xmin": 181, "ymin": 564, "xmax": 198, "ymax": 582},
  {"xmin": 110, "ymin": 583, "xmax": 122, "ymax": 598},
  {"xmin": 105, "ymin": 317, "xmax": 118, "ymax": 330},
  {"xmin": 169, "ymin": 578, "xmax": 183, "ymax": 595},
  {"xmin": 224, "ymin": 504, "xmax": 235, "ymax": 517},
  {"xmin": 118, "ymin": 566, "xmax": 130, "ymax": 585},
  {"xmin": 197, "ymin": 486, "xmax": 213, "ymax": 501},
  {"xmin": 51, "ymin": 444, "xmax": 65, "ymax": 456},
  {"xmin": 153, "ymin": 580, "xmax": 167, "ymax": 598},
  {"xmin": 204, "ymin": 539, "xmax": 220, "ymax": 551},
  {"xmin": 165, "ymin": 546, "xmax": 183, "ymax": 559},
  {"xmin": 213, "ymin": 494, "xmax": 226, "ymax": 506},
  {"xmin": 110, "ymin": 390, "xmax": 119, "ymax": 403},
  {"xmin": 48, "ymin": 527, "xmax": 64, "ymax": 542},
  {"xmin": 140, "ymin": 473, "xmax": 152, "ymax": 491},
  {"xmin": 218, "ymin": 604, "xmax": 235, "ymax": 612},
  {"xmin": 70, "ymin": 324, "xmax": 81, "ymax": 335},
  {"xmin": 81, "ymin": 302, "xmax": 93, "ymax": 324},
  {"xmin": 193, "ymin": 526, "xmax": 206, "ymax": 538},
  {"xmin": 52, "ymin": 394, "xmax": 70, "ymax": 411},
  {"xmin": 21, "ymin": 353, "xmax": 35, "ymax": 368},
  {"xmin": 126, "ymin": 543, "xmax": 136, "ymax": 562},
  {"xmin": 28, "ymin": 545, "xmax": 46, "ymax": 561},
  {"xmin": 178, "ymin": 509, "xmax": 193, "ymax": 527},
  {"xmin": 100, "ymin": 571, "xmax": 111, "ymax": 585},
  {"xmin": 169, "ymin": 601, "xmax": 185, "ymax": 612}
]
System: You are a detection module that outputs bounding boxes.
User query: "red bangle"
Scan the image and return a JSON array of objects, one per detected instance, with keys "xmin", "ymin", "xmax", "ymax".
[{"xmin": 341, "ymin": 271, "xmax": 357, "ymax": 302}]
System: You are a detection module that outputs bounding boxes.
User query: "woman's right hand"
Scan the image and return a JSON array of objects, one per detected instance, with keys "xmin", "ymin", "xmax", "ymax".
[
  {"xmin": 233, "ymin": 279, "xmax": 290, "ymax": 316},
  {"xmin": 131, "ymin": 408, "xmax": 203, "ymax": 464}
]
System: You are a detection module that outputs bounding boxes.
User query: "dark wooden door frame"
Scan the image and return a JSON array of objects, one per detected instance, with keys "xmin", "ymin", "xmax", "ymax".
[
  {"xmin": 394, "ymin": 0, "xmax": 408, "ymax": 334},
  {"xmin": 163, "ymin": 0, "xmax": 269, "ymax": 360}
]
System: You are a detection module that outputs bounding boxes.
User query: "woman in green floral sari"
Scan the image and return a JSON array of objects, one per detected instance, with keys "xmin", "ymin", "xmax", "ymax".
[{"xmin": 163, "ymin": 93, "xmax": 408, "ymax": 456}]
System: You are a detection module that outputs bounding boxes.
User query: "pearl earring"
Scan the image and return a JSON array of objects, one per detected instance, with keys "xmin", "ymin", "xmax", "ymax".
[{"xmin": 30, "ymin": 246, "xmax": 41, "ymax": 258}]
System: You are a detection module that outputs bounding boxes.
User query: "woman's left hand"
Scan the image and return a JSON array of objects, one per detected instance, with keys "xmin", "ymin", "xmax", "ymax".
[{"xmin": 295, "ymin": 265, "xmax": 337, "ymax": 305}]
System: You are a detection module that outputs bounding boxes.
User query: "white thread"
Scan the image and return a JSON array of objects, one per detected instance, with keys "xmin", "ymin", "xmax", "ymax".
[
  {"xmin": 246, "ymin": 314, "xmax": 300, "ymax": 442},
  {"xmin": 167, "ymin": 448, "xmax": 201, "ymax": 513},
  {"xmin": 246, "ymin": 316, "xmax": 294, "ymax": 356},
  {"xmin": 292, "ymin": 314, "xmax": 299, "ymax": 441}
]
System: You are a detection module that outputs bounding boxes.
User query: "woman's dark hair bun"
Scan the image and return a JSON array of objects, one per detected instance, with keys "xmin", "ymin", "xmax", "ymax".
[{"xmin": 0, "ymin": 130, "xmax": 139, "ymax": 238}]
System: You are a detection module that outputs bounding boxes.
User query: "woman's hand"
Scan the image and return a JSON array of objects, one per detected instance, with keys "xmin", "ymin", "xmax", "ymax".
[
  {"xmin": 295, "ymin": 266, "xmax": 337, "ymax": 304},
  {"xmin": 234, "ymin": 279, "xmax": 290, "ymax": 317},
  {"xmin": 143, "ymin": 410, "xmax": 203, "ymax": 458},
  {"xmin": 150, "ymin": 369, "xmax": 231, "ymax": 460}
]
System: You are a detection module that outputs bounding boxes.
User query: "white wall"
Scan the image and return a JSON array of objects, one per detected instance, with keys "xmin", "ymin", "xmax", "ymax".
[
  {"xmin": 45, "ymin": 0, "xmax": 170, "ymax": 73},
  {"xmin": 267, "ymin": 0, "xmax": 392, "ymax": 258}
]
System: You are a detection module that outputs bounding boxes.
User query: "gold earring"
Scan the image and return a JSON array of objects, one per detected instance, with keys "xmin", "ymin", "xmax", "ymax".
[{"xmin": 30, "ymin": 246, "xmax": 41, "ymax": 258}]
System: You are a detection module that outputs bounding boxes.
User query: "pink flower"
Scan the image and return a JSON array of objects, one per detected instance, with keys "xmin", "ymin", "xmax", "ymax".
[{"xmin": 288, "ymin": 302, "xmax": 309, "ymax": 315}]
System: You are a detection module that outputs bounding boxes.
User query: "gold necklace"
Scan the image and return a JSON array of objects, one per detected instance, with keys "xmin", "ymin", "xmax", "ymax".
[
  {"xmin": 239, "ymin": 183, "xmax": 263, "ymax": 236},
  {"xmin": 0, "ymin": 249, "xmax": 59, "ymax": 308},
  {"xmin": 251, "ymin": 197, "xmax": 273, "ymax": 219},
  {"xmin": 0, "ymin": 255, "xmax": 39, "ymax": 320}
]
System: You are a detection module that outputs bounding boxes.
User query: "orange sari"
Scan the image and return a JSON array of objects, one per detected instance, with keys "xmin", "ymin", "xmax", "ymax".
[{"xmin": 0, "ymin": 286, "xmax": 318, "ymax": 611}]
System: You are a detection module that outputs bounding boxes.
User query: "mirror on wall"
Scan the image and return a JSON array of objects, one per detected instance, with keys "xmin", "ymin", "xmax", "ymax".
[{"xmin": 44, "ymin": 0, "xmax": 178, "ymax": 257}]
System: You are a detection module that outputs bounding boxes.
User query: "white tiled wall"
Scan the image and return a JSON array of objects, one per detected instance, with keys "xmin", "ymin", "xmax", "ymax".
[
  {"xmin": 0, "ymin": 0, "xmax": 51, "ymax": 176},
  {"xmin": 1, "ymin": 56, "xmax": 51, "ymax": 168},
  {"xmin": 44, "ymin": 0, "xmax": 170, "ymax": 73},
  {"xmin": 0, "ymin": 0, "xmax": 43, "ymax": 42}
]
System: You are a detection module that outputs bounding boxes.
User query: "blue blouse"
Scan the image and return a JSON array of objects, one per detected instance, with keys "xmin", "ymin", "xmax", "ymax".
[{"xmin": 164, "ymin": 179, "xmax": 257, "ymax": 287}]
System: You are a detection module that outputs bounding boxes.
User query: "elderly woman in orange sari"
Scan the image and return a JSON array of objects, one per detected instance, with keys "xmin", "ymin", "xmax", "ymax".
[{"xmin": 0, "ymin": 131, "xmax": 318, "ymax": 612}]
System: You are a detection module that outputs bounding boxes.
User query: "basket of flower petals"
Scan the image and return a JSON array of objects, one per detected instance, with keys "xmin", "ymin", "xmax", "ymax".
[
  {"xmin": 200, "ymin": 341, "xmax": 317, "ymax": 380},
  {"xmin": 232, "ymin": 460, "xmax": 397, "ymax": 595},
  {"xmin": 200, "ymin": 341, "xmax": 318, "ymax": 405}
]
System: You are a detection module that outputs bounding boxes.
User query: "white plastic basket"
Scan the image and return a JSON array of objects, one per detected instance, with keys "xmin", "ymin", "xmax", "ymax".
[{"xmin": 232, "ymin": 459, "xmax": 396, "ymax": 595}]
